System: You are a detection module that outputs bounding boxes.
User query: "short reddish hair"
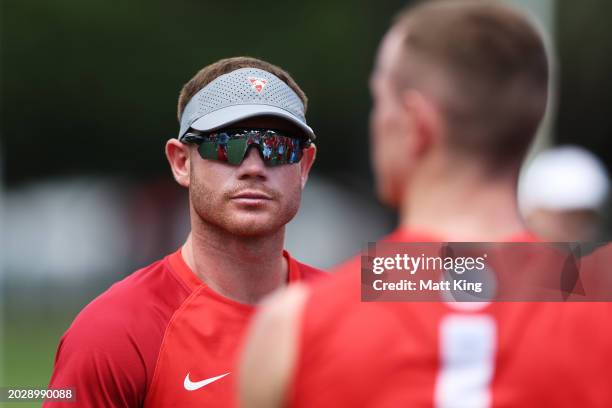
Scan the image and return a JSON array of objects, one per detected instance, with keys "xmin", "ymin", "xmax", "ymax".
[{"xmin": 393, "ymin": 0, "xmax": 549, "ymax": 164}]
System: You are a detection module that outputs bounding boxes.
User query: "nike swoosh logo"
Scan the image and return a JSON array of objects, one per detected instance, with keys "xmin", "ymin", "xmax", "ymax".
[{"xmin": 184, "ymin": 372, "xmax": 230, "ymax": 391}]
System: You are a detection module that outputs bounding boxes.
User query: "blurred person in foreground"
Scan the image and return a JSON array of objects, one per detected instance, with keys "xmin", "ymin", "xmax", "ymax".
[
  {"xmin": 520, "ymin": 145, "xmax": 610, "ymax": 241},
  {"xmin": 240, "ymin": 1, "xmax": 612, "ymax": 407},
  {"xmin": 45, "ymin": 57, "xmax": 324, "ymax": 407}
]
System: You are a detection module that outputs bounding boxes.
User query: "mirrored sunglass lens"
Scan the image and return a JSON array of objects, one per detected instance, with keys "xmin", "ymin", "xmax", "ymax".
[
  {"xmin": 262, "ymin": 136, "xmax": 303, "ymax": 165},
  {"xmin": 285, "ymin": 138, "xmax": 303, "ymax": 164},
  {"xmin": 198, "ymin": 141, "xmax": 219, "ymax": 161},
  {"xmin": 195, "ymin": 131, "xmax": 305, "ymax": 166},
  {"xmin": 227, "ymin": 138, "xmax": 249, "ymax": 165},
  {"xmin": 275, "ymin": 139, "xmax": 290, "ymax": 165}
]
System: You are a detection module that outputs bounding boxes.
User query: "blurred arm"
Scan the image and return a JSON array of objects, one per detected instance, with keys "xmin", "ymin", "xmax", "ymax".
[{"xmin": 239, "ymin": 284, "xmax": 309, "ymax": 408}]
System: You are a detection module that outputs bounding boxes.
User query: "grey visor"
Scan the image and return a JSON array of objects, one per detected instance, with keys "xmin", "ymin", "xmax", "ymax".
[{"xmin": 178, "ymin": 68, "xmax": 314, "ymax": 140}]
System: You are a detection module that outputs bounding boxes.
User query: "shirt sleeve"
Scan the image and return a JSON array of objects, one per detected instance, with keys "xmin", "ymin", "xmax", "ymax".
[{"xmin": 43, "ymin": 301, "xmax": 147, "ymax": 407}]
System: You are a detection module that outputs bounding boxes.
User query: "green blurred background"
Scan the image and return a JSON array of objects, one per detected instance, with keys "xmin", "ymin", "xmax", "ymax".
[
  {"xmin": 2, "ymin": 0, "xmax": 612, "ymax": 406},
  {"xmin": 3, "ymin": 0, "xmax": 407, "ymax": 186}
]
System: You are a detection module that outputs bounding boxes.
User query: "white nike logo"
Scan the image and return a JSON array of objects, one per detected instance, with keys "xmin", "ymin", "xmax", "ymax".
[{"xmin": 183, "ymin": 372, "xmax": 230, "ymax": 391}]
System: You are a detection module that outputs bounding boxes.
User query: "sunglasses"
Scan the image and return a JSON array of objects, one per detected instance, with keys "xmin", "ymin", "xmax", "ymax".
[{"xmin": 181, "ymin": 128, "xmax": 311, "ymax": 166}]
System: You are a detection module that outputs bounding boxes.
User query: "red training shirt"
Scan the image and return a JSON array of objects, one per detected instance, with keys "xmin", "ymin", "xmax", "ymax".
[
  {"xmin": 44, "ymin": 249, "xmax": 324, "ymax": 407},
  {"xmin": 289, "ymin": 229, "xmax": 612, "ymax": 407}
]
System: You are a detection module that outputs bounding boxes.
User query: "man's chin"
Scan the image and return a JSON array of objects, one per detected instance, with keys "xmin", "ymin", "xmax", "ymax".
[{"xmin": 223, "ymin": 215, "xmax": 285, "ymax": 237}]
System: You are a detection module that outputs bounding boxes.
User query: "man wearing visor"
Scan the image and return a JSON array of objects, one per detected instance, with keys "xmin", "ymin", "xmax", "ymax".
[{"xmin": 45, "ymin": 57, "xmax": 324, "ymax": 407}]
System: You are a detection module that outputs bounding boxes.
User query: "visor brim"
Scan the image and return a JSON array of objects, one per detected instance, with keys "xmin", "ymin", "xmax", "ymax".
[{"xmin": 185, "ymin": 105, "xmax": 315, "ymax": 140}]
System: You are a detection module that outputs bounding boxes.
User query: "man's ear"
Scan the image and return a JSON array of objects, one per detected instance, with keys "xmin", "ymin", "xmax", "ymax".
[
  {"xmin": 402, "ymin": 90, "xmax": 442, "ymax": 157},
  {"xmin": 165, "ymin": 139, "xmax": 191, "ymax": 188},
  {"xmin": 299, "ymin": 144, "xmax": 317, "ymax": 189}
]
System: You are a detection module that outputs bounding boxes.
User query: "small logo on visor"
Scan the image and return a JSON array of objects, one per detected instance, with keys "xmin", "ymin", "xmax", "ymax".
[{"xmin": 248, "ymin": 77, "xmax": 267, "ymax": 93}]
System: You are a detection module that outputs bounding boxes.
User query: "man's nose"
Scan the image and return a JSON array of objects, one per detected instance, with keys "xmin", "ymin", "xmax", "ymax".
[{"xmin": 236, "ymin": 146, "xmax": 267, "ymax": 179}]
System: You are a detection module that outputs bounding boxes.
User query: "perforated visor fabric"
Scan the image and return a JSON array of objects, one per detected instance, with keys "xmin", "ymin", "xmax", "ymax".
[{"xmin": 178, "ymin": 68, "xmax": 314, "ymax": 140}]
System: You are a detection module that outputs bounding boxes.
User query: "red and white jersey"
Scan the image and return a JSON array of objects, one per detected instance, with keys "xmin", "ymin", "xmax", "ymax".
[
  {"xmin": 44, "ymin": 249, "xmax": 324, "ymax": 407},
  {"xmin": 288, "ymin": 229, "xmax": 612, "ymax": 407}
]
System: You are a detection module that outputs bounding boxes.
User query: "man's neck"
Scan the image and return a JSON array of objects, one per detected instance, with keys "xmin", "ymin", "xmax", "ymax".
[
  {"xmin": 400, "ymin": 161, "xmax": 526, "ymax": 241},
  {"xmin": 181, "ymin": 222, "xmax": 288, "ymax": 305}
]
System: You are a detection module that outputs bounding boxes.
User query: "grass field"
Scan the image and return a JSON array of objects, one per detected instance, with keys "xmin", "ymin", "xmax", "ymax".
[
  {"xmin": 2, "ymin": 318, "xmax": 68, "ymax": 407},
  {"xmin": 2, "ymin": 277, "xmax": 115, "ymax": 407}
]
